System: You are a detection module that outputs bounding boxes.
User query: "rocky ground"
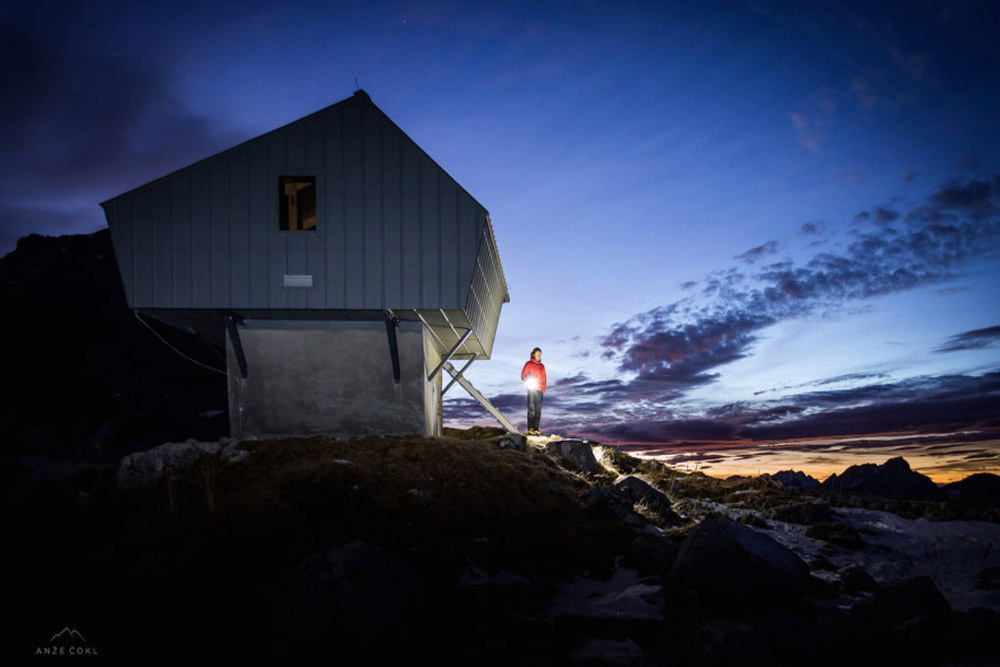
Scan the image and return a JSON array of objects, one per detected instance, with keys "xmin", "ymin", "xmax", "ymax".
[{"xmin": 7, "ymin": 428, "xmax": 1000, "ymax": 665}]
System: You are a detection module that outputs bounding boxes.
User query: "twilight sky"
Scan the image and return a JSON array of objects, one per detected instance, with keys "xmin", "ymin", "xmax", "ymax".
[{"xmin": 2, "ymin": 0, "xmax": 998, "ymax": 452}]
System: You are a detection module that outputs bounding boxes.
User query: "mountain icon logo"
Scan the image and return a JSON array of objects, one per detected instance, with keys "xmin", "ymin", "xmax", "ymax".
[
  {"xmin": 36, "ymin": 626, "xmax": 99, "ymax": 656},
  {"xmin": 49, "ymin": 627, "xmax": 88, "ymax": 644}
]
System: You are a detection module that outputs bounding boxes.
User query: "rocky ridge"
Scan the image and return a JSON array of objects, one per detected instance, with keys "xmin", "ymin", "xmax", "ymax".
[{"xmin": 9, "ymin": 430, "xmax": 1000, "ymax": 665}]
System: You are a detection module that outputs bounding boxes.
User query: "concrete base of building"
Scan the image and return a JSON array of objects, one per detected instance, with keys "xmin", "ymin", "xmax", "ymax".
[{"xmin": 226, "ymin": 319, "xmax": 442, "ymax": 439}]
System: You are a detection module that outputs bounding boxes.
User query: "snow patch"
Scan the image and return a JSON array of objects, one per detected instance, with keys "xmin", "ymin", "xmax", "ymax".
[
  {"xmin": 761, "ymin": 507, "xmax": 1000, "ymax": 612},
  {"xmin": 547, "ymin": 566, "xmax": 663, "ymax": 621}
]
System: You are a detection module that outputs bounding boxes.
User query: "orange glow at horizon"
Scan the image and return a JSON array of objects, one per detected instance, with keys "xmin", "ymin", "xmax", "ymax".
[{"xmin": 623, "ymin": 433, "xmax": 1000, "ymax": 484}]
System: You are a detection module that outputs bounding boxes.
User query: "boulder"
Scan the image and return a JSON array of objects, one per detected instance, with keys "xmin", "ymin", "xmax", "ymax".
[
  {"xmin": 651, "ymin": 614, "xmax": 818, "ymax": 667},
  {"xmin": 951, "ymin": 607, "xmax": 1000, "ymax": 664},
  {"xmin": 850, "ymin": 575, "xmax": 951, "ymax": 629},
  {"xmin": 273, "ymin": 540, "xmax": 429, "ymax": 659},
  {"xmin": 613, "ymin": 476, "xmax": 684, "ymax": 526},
  {"xmin": 497, "ymin": 432, "xmax": 526, "ymax": 450},
  {"xmin": 624, "ymin": 533, "xmax": 681, "ymax": 576},
  {"xmin": 838, "ymin": 564, "xmax": 879, "ymax": 595},
  {"xmin": 669, "ymin": 514, "xmax": 816, "ymax": 610},
  {"xmin": 569, "ymin": 638, "xmax": 644, "ymax": 667},
  {"xmin": 841, "ymin": 576, "xmax": 956, "ymax": 664},
  {"xmin": 804, "ymin": 520, "xmax": 864, "ymax": 549},
  {"xmin": 769, "ymin": 499, "xmax": 831, "ymax": 525},
  {"xmin": 973, "ymin": 565, "xmax": 1000, "ymax": 590},
  {"xmin": 118, "ymin": 439, "xmax": 220, "ymax": 489},
  {"xmin": 583, "ymin": 485, "xmax": 649, "ymax": 531},
  {"xmin": 544, "ymin": 439, "xmax": 604, "ymax": 475},
  {"xmin": 546, "ymin": 566, "xmax": 663, "ymax": 622}
]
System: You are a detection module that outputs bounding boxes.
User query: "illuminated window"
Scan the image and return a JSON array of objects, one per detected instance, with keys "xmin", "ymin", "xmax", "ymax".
[{"xmin": 279, "ymin": 176, "xmax": 316, "ymax": 230}]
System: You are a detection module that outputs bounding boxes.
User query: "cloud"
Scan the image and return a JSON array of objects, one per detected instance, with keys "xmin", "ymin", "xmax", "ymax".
[
  {"xmin": 447, "ymin": 175, "xmax": 1000, "ymax": 441},
  {"xmin": 955, "ymin": 155, "xmax": 981, "ymax": 173},
  {"xmin": 849, "ymin": 75, "xmax": 879, "ymax": 110},
  {"xmin": 873, "ymin": 206, "xmax": 900, "ymax": 225},
  {"xmin": 584, "ymin": 418, "xmax": 739, "ymax": 444},
  {"xmin": 606, "ymin": 307, "xmax": 771, "ymax": 399},
  {"xmin": 557, "ymin": 370, "xmax": 1000, "ymax": 445},
  {"xmin": 575, "ymin": 176, "xmax": 1000, "ymax": 442},
  {"xmin": 0, "ymin": 8, "xmax": 243, "ymax": 248},
  {"xmin": 789, "ymin": 112, "xmax": 821, "ymax": 151},
  {"xmin": 926, "ymin": 178, "xmax": 998, "ymax": 219},
  {"xmin": 813, "ymin": 371, "xmax": 891, "ymax": 386},
  {"xmin": 739, "ymin": 372, "xmax": 1000, "ymax": 440},
  {"xmin": 853, "ymin": 206, "xmax": 901, "ymax": 227},
  {"xmin": 936, "ymin": 325, "xmax": 1000, "ymax": 353},
  {"xmin": 734, "ymin": 240, "xmax": 778, "ymax": 263}
]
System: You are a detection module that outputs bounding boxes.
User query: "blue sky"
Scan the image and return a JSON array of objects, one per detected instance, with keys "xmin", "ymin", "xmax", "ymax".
[{"xmin": 2, "ymin": 0, "xmax": 998, "ymax": 446}]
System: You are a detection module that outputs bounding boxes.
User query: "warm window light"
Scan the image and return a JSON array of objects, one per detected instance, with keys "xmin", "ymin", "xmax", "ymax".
[{"xmin": 279, "ymin": 176, "xmax": 317, "ymax": 231}]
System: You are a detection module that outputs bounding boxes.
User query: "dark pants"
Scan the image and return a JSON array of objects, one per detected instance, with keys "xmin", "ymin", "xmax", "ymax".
[{"xmin": 527, "ymin": 390, "xmax": 544, "ymax": 432}]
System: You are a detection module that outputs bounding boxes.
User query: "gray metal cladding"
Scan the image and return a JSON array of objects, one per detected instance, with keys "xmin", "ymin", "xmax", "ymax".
[
  {"xmin": 102, "ymin": 91, "xmax": 506, "ymax": 333},
  {"xmin": 466, "ymin": 220, "xmax": 507, "ymax": 358}
]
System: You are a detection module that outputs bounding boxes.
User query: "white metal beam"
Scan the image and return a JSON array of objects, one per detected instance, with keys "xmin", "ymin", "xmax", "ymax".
[{"xmin": 443, "ymin": 361, "xmax": 519, "ymax": 434}]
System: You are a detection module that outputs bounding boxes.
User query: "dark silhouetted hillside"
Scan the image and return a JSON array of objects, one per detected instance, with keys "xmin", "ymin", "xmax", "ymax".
[
  {"xmin": 0, "ymin": 230, "xmax": 227, "ymax": 466},
  {"xmin": 821, "ymin": 456, "xmax": 942, "ymax": 500}
]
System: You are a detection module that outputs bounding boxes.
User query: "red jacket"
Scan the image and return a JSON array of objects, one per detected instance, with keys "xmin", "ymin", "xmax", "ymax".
[{"xmin": 521, "ymin": 359, "xmax": 546, "ymax": 393}]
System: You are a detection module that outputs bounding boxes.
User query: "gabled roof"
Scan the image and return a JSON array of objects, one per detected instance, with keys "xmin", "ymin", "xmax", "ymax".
[{"xmin": 101, "ymin": 90, "xmax": 509, "ymax": 358}]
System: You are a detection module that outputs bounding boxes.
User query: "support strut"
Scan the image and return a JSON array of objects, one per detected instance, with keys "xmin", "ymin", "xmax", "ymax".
[
  {"xmin": 442, "ymin": 355, "xmax": 477, "ymax": 396},
  {"xmin": 384, "ymin": 311, "xmax": 401, "ymax": 385},
  {"xmin": 427, "ymin": 328, "xmax": 472, "ymax": 382},
  {"xmin": 442, "ymin": 361, "xmax": 518, "ymax": 434},
  {"xmin": 224, "ymin": 313, "xmax": 248, "ymax": 379}
]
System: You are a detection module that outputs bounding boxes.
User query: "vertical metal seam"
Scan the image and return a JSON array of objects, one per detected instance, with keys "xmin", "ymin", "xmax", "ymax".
[
  {"xmin": 380, "ymin": 110, "xmax": 386, "ymax": 308},
  {"xmin": 437, "ymin": 161, "xmax": 442, "ymax": 307},
  {"xmin": 454, "ymin": 184, "xmax": 461, "ymax": 308},
  {"xmin": 418, "ymin": 152, "xmax": 423, "ymax": 308},
  {"xmin": 188, "ymin": 170, "xmax": 193, "ymax": 308},
  {"xmin": 266, "ymin": 137, "xmax": 271, "ymax": 309},
  {"xmin": 242, "ymin": 147, "xmax": 250, "ymax": 308},
  {"xmin": 151, "ymin": 181, "xmax": 157, "ymax": 306},
  {"xmin": 168, "ymin": 178, "xmax": 175, "ymax": 308},
  {"xmin": 395, "ymin": 121, "xmax": 403, "ymax": 309},
  {"xmin": 339, "ymin": 104, "xmax": 347, "ymax": 306},
  {"xmin": 209, "ymin": 160, "xmax": 214, "ymax": 308},
  {"xmin": 128, "ymin": 199, "xmax": 135, "ymax": 308},
  {"xmin": 228, "ymin": 154, "xmax": 234, "ymax": 309},
  {"xmin": 361, "ymin": 102, "xmax": 368, "ymax": 308}
]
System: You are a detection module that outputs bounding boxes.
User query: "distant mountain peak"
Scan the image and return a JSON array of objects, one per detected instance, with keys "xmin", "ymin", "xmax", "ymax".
[
  {"xmin": 822, "ymin": 456, "xmax": 941, "ymax": 501},
  {"xmin": 882, "ymin": 456, "xmax": 913, "ymax": 471},
  {"xmin": 771, "ymin": 469, "xmax": 821, "ymax": 489}
]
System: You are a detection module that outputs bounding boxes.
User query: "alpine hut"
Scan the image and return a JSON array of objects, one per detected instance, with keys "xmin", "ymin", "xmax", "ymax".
[{"xmin": 101, "ymin": 90, "xmax": 511, "ymax": 438}]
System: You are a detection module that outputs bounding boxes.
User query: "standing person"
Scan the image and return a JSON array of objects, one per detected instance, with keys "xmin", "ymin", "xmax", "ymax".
[{"xmin": 521, "ymin": 347, "xmax": 546, "ymax": 435}]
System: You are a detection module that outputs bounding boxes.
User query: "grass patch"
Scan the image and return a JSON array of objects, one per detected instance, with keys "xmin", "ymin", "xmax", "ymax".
[{"xmin": 121, "ymin": 434, "xmax": 638, "ymax": 579}]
